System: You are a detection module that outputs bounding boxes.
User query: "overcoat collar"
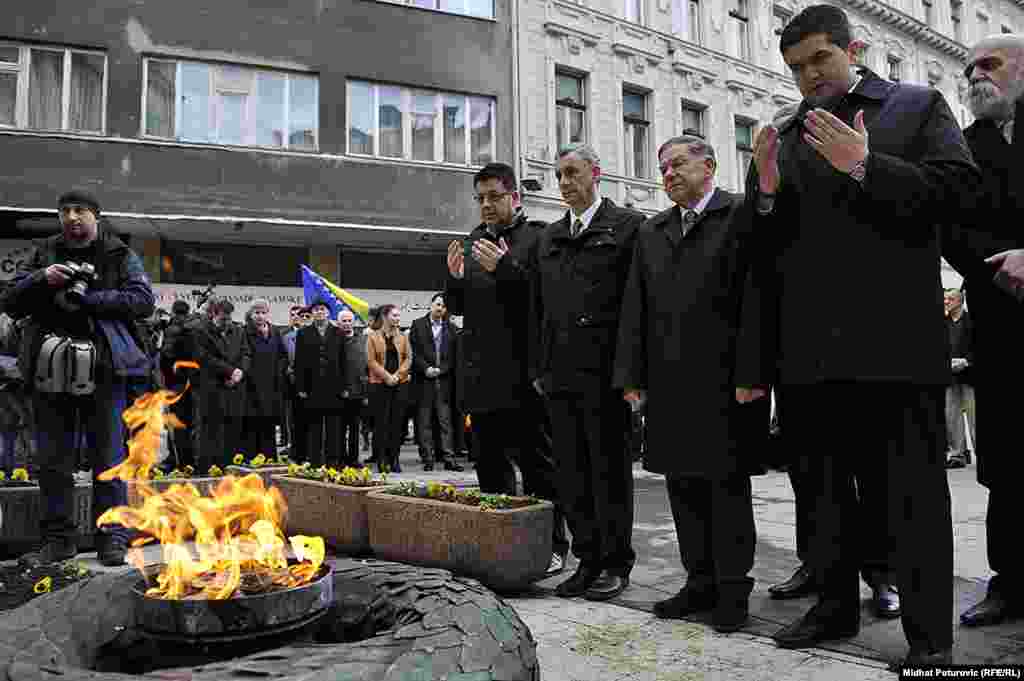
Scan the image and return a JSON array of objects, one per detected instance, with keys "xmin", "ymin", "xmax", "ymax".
[
  {"xmin": 649, "ymin": 188, "xmax": 732, "ymax": 248},
  {"xmin": 779, "ymin": 68, "xmax": 894, "ymax": 136}
]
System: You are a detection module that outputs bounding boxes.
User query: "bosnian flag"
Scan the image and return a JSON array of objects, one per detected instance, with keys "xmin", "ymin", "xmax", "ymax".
[{"xmin": 300, "ymin": 265, "xmax": 370, "ymax": 323}]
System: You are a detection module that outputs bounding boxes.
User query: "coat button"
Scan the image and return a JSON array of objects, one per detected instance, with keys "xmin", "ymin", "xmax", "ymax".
[{"xmin": 577, "ymin": 315, "xmax": 591, "ymax": 327}]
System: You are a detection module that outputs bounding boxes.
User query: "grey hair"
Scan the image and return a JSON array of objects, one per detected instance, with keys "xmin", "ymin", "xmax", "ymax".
[
  {"xmin": 555, "ymin": 143, "xmax": 601, "ymax": 168},
  {"xmin": 972, "ymin": 33, "xmax": 1024, "ymax": 56},
  {"xmin": 657, "ymin": 135, "xmax": 717, "ymax": 164},
  {"xmin": 249, "ymin": 298, "xmax": 271, "ymax": 313}
]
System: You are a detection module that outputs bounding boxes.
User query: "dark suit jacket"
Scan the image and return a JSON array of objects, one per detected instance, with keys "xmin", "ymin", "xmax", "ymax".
[
  {"xmin": 508, "ymin": 197, "xmax": 645, "ymax": 392},
  {"xmin": 294, "ymin": 323, "xmax": 347, "ymax": 411},
  {"xmin": 614, "ymin": 190, "xmax": 770, "ymax": 477},
  {"xmin": 409, "ymin": 314, "xmax": 456, "ymax": 379},
  {"xmin": 744, "ymin": 69, "xmax": 979, "ymax": 386},
  {"xmin": 448, "ymin": 211, "xmax": 546, "ymax": 412},
  {"xmin": 941, "ymin": 97, "xmax": 1023, "ymax": 486}
]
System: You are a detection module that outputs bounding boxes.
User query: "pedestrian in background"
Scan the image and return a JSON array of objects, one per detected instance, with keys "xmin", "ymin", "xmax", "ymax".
[
  {"xmin": 337, "ymin": 308, "xmax": 368, "ymax": 468},
  {"xmin": 293, "ymin": 300, "xmax": 346, "ymax": 467},
  {"xmin": 243, "ymin": 299, "xmax": 288, "ymax": 460},
  {"xmin": 408, "ymin": 293, "xmax": 462, "ymax": 471},
  {"xmin": 366, "ymin": 304, "xmax": 411, "ymax": 473},
  {"xmin": 943, "ymin": 288, "xmax": 975, "ymax": 469},
  {"xmin": 192, "ymin": 297, "xmax": 250, "ymax": 471}
]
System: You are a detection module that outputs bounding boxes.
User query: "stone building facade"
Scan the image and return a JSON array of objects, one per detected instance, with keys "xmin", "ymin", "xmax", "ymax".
[{"xmin": 514, "ymin": 0, "xmax": 1024, "ymax": 223}]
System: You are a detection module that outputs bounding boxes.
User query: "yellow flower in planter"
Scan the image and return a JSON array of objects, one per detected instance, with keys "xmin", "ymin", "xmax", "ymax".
[
  {"xmin": 183, "ymin": 465, "xmax": 194, "ymax": 476},
  {"xmin": 0, "ymin": 471, "xmax": 6, "ymax": 482},
  {"xmin": 151, "ymin": 468, "xmax": 165, "ymax": 480},
  {"xmin": 232, "ymin": 453, "xmax": 245, "ymax": 465},
  {"xmin": 208, "ymin": 465, "xmax": 224, "ymax": 477},
  {"xmin": 11, "ymin": 468, "xmax": 29, "ymax": 482},
  {"xmin": 250, "ymin": 454, "xmax": 267, "ymax": 467},
  {"xmin": 33, "ymin": 576, "xmax": 52, "ymax": 594},
  {"xmin": 287, "ymin": 463, "xmax": 300, "ymax": 476}
]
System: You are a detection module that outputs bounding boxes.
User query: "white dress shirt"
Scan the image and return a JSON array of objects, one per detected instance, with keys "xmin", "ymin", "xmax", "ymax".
[{"xmin": 569, "ymin": 195, "xmax": 603, "ymax": 236}]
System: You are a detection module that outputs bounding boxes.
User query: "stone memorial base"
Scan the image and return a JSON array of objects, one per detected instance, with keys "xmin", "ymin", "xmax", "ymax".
[{"xmin": 0, "ymin": 558, "xmax": 539, "ymax": 681}]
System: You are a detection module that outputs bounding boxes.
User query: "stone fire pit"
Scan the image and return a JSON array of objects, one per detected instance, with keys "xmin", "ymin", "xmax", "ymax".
[{"xmin": 0, "ymin": 558, "xmax": 539, "ymax": 681}]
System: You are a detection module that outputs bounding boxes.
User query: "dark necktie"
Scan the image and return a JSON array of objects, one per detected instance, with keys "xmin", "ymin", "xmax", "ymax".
[
  {"xmin": 572, "ymin": 218, "xmax": 583, "ymax": 238},
  {"xmin": 681, "ymin": 210, "xmax": 697, "ymax": 238}
]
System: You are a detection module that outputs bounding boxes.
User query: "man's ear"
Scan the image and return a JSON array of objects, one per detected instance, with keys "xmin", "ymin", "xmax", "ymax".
[{"xmin": 847, "ymin": 39, "xmax": 867, "ymax": 66}]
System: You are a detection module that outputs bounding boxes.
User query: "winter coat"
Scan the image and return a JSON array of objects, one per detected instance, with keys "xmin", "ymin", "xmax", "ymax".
[
  {"xmin": 191, "ymin": 318, "xmax": 251, "ymax": 421},
  {"xmin": 244, "ymin": 324, "xmax": 288, "ymax": 418},
  {"xmin": 294, "ymin": 323, "xmax": 347, "ymax": 411}
]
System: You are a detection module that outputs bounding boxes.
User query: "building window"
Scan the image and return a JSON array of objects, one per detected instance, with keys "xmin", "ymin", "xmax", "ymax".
[
  {"xmin": 887, "ymin": 55, "xmax": 903, "ymax": 82},
  {"xmin": 623, "ymin": 89, "xmax": 650, "ymax": 179},
  {"xmin": 405, "ymin": 0, "xmax": 494, "ymax": 19},
  {"xmin": 681, "ymin": 101, "xmax": 705, "ymax": 137},
  {"xmin": 347, "ymin": 80, "xmax": 494, "ymax": 166},
  {"xmin": 735, "ymin": 119, "xmax": 754, "ymax": 189},
  {"xmin": 672, "ymin": 0, "xmax": 702, "ymax": 43},
  {"xmin": 922, "ymin": 0, "xmax": 934, "ymax": 26},
  {"xmin": 977, "ymin": 12, "xmax": 990, "ymax": 39},
  {"xmin": 555, "ymin": 70, "xmax": 587, "ymax": 150},
  {"xmin": 0, "ymin": 43, "xmax": 106, "ymax": 133},
  {"xmin": 143, "ymin": 59, "xmax": 318, "ymax": 150},
  {"xmin": 772, "ymin": 5, "xmax": 793, "ymax": 72},
  {"xmin": 951, "ymin": 0, "xmax": 963, "ymax": 41},
  {"xmin": 730, "ymin": 0, "xmax": 752, "ymax": 62},
  {"xmin": 625, "ymin": 0, "xmax": 643, "ymax": 23}
]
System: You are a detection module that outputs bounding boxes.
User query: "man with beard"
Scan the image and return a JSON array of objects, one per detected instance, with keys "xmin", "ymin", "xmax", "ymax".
[
  {"xmin": 745, "ymin": 4, "xmax": 978, "ymax": 668},
  {"xmin": 942, "ymin": 33, "xmax": 1024, "ymax": 628},
  {"xmin": 614, "ymin": 134, "xmax": 771, "ymax": 632}
]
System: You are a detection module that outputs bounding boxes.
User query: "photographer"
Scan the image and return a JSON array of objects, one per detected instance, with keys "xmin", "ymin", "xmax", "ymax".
[{"xmin": 3, "ymin": 190, "xmax": 155, "ymax": 566}]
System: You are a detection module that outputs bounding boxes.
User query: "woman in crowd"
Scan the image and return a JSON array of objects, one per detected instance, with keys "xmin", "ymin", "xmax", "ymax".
[
  {"xmin": 366, "ymin": 304, "xmax": 411, "ymax": 473},
  {"xmin": 242, "ymin": 299, "xmax": 289, "ymax": 460}
]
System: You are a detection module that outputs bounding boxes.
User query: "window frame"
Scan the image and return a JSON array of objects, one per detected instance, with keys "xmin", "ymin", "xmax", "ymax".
[
  {"xmin": 734, "ymin": 118, "xmax": 755, "ymax": 190},
  {"xmin": 393, "ymin": 0, "xmax": 495, "ymax": 20},
  {"xmin": 345, "ymin": 79, "xmax": 496, "ymax": 168},
  {"xmin": 625, "ymin": 0, "xmax": 644, "ymax": 24},
  {"xmin": 729, "ymin": 0, "xmax": 752, "ymax": 62},
  {"xmin": 555, "ymin": 68, "xmax": 588, "ymax": 151},
  {"xmin": 140, "ymin": 57, "xmax": 319, "ymax": 151},
  {"xmin": 887, "ymin": 55, "xmax": 903, "ymax": 82},
  {"xmin": 0, "ymin": 42, "xmax": 107, "ymax": 134},
  {"xmin": 622, "ymin": 87, "xmax": 651, "ymax": 179},
  {"xmin": 681, "ymin": 100, "xmax": 706, "ymax": 138}
]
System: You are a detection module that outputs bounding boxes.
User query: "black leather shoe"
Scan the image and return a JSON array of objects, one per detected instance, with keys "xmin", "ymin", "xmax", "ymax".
[
  {"xmin": 945, "ymin": 457, "xmax": 967, "ymax": 469},
  {"xmin": 423, "ymin": 462, "xmax": 435, "ymax": 471},
  {"xmin": 555, "ymin": 565, "xmax": 600, "ymax": 598},
  {"xmin": 653, "ymin": 587, "xmax": 717, "ymax": 619},
  {"xmin": 773, "ymin": 606, "xmax": 859, "ymax": 649},
  {"xmin": 712, "ymin": 601, "xmax": 749, "ymax": 633},
  {"xmin": 96, "ymin": 536, "xmax": 126, "ymax": 567},
  {"xmin": 960, "ymin": 593, "xmax": 1022, "ymax": 627},
  {"xmin": 769, "ymin": 565, "xmax": 818, "ymax": 600},
  {"xmin": 871, "ymin": 584, "xmax": 901, "ymax": 618},
  {"xmin": 443, "ymin": 460, "xmax": 465, "ymax": 472},
  {"xmin": 584, "ymin": 571, "xmax": 629, "ymax": 601},
  {"xmin": 887, "ymin": 647, "xmax": 952, "ymax": 672}
]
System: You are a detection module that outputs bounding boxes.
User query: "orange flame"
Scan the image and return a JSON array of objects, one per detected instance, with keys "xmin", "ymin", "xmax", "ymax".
[{"xmin": 97, "ymin": 360, "xmax": 325, "ymax": 600}]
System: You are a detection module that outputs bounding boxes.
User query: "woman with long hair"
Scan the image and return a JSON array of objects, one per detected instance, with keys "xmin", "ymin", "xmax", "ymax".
[{"xmin": 366, "ymin": 304, "xmax": 411, "ymax": 472}]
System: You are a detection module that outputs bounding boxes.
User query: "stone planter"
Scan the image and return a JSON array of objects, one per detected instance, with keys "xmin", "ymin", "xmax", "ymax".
[
  {"xmin": 226, "ymin": 465, "xmax": 290, "ymax": 489},
  {"xmin": 0, "ymin": 482, "xmax": 94, "ymax": 551},
  {"xmin": 366, "ymin": 490, "xmax": 554, "ymax": 592},
  {"xmin": 273, "ymin": 475, "xmax": 396, "ymax": 555},
  {"xmin": 126, "ymin": 476, "xmax": 221, "ymax": 508}
]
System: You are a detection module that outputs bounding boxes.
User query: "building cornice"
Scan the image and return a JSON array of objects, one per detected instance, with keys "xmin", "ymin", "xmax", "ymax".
[{"xmin": 840, "ymin": 0, "xmax": 969, "ymax": 61}]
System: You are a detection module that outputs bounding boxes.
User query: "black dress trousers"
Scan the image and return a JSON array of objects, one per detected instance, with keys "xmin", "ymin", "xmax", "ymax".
[
  {"xmin": 546, "ymin": 385, "xmax": 636, "ymax": 576},
  {"xmin": 784, "ymin": 383, "xmax": 952, "ymax": 652}
]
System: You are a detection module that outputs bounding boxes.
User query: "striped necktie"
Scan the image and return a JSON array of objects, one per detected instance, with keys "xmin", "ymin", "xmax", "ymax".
[{"xmin": 572, "ymin": 218, "xmax": 584, "ymax": 238}]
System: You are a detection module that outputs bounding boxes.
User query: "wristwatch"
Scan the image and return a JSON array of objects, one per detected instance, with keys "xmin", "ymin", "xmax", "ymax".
[{"xmin": 849, "ymin": 155, "xmax": 868, "ymax": 184}]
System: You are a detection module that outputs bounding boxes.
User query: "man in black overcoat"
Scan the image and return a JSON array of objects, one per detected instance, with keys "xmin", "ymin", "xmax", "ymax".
[
  {"xmin": 408, "ymin": 292, "xmax": 461, "ymax": 471},
  {"xmin": 744, "ymin": 5, "xmax": 980, "ymax": 667},
  {"xmin": 191, "ymin": 297, "xmax": 251, "ymax": 471},
  {"xmin": 500, "ymin": 145, "xmax": 645, "ymax": 601},
  {"xmin": 941, "ymin": 33, "xmax": 1024, "ymax": 628},
  {"xmin": 614, "ymin": 134, "xmax": 771, "ymax": 632},
  {"xmin": 446, "ymin": 162, "xmax": 568, "ymax": 576},
  {"xmin": 293, "ymin": 300, "xmax": 347, "ymax": 467}
]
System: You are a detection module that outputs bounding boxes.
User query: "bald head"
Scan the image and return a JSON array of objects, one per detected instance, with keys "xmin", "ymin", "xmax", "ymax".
[{"xmin": 966, "ymin": 33, "xmax": 1024, "ymax": 122}]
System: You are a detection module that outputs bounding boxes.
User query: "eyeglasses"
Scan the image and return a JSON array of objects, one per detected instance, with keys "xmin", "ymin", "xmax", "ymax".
[{"xmin": 473, "ymin": 192, "xmax": 512, "ymax": 205}]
